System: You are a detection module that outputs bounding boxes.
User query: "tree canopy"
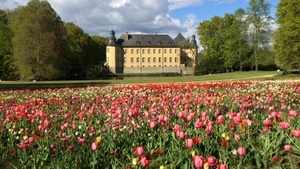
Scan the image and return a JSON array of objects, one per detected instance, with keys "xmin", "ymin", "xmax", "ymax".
[
  {"xmin": 246, "ymin": 0, "xmax": 272, "ymax": 71},
  {"xmin": 9, "ymin": 0, "xmax": 68, "ymax": 80},
  {"xmin": 274, "ymin": 0, "xmax": 300, "ymax": 69},
  {"xmin": 195, "ymin": 0, "xmax": 274, "ymax": 75},
  {"xmin": 0, "ymin": 9, "xmax": 14, "ymax": 79},
  {"xmin": 0, "ymin": 0, "xmax": 108, "ymax": 80}
]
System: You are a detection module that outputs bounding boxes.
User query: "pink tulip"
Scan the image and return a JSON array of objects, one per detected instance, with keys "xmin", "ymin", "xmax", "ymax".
[
  {"xmin": 185, "ymin": 139, "xmax": 194, "ymax": 148},
  {"xmin": 279, "ymin": 122, "xmax": 290, "ymax": 130},
  {"xmin": 135, "ymin": 146, "xmax": 144, "ymax": 156},
  {"xmin": 237, "ymin": 147, "xmax": 246, "ymax": 156},
  {"xmin": 193, "ymin": 156, "xmax": 205, "ymax": 169},
  {"xmin": 172, "ymin": 124, "xmax": 181, "ymax": 132},
  {"xmin": 234, "ymin": 134, "xmax": 241, "ymax": 141},
  {"xmin": 176, "ymin": 131, "xmax": 185, "ymax": 139},
  {"xmin": 218, "ymin": 163, "xmax": 228, "ymax": 169},
  {"xmin": 91, "ymin": 142, "xmax": 98, "ymax": 151},
  {"xmin": 284, "ymin": 145, "xmax": 292, "ymax": 152},
  {"xmin": 43, "ymin": 119, "xmax": 51, "ymax": 128},
  {"xmin": 207, "ymin": 156, "xmax": 217, "ymax": 167},
  {"xmin": 140, "ymin": 157, "xmax": 149, "ymax": 167},
  {"xmin": 149, "ymin": 121, "xmax": 156, "ymax": 129},
  {"xmin": 292, "ymin": 129, "xmax": 300, "ymax": 137},
  {"xmin": 217, "ymin": 115, "xmax": 225, "ymax": 124},
  {"xmin": 77, "ymin": 137, "xmax": 86, "ymax": 143}
]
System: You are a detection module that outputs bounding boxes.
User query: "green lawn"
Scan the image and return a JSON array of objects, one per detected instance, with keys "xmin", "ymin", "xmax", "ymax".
[{"xmin": 1, "ymin": 71, "xmax": 299, "ymax": 90}]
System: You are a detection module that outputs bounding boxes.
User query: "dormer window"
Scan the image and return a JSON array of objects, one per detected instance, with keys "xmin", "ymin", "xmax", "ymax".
[
  {"xmin": 158, "ymin": 42, "xmax": 162, "ymax": 45},
  {"xmin": 136, "ymin": 41, "xmax": 140, "ymax": 45},
  {"xmin": 168, "ymin": 41, "xmax": 172, "ymax": 45},
  {"xmin": 147, "ymin": 41, "xmax": 151, "ymax": 45}
]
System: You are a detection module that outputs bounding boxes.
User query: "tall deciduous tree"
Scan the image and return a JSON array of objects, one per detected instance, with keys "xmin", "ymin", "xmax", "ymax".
[
  {"xmin": 222, "ymin": 13, "xmax": 251, "ymax": 71},
  {"xmin": 274, "ymin": 0, "xmax": 300, "ymax": 69},
  {"xmin": 197, "ymin": 16, "xmax": 227, "ymax": 74},
  {"xmin": 247, "ymin": 0, "xmax": 272, "ymax": 71},
  {"xmin": 0, "ymin": 9, "xmax": 15, "ymax": 79},
  {"xmin": 9, "ymin": 0, "xmax": 68, "ymax": 80}
]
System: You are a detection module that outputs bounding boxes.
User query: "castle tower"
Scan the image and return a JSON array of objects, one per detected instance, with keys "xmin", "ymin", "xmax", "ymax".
[{"xmin": 106, "ymin": 30, "xmax": 117, "ymax": 73}]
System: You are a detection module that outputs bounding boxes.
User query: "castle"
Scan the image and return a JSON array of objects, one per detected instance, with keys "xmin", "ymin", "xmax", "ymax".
[{"xmin": 106, "ymin": 30, "xmax": 198, "ymax": 74}]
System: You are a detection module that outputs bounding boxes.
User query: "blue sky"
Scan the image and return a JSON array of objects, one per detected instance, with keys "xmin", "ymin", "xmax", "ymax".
[
  {"xmin": 0, "ymin": 0, "xmax": 280, "ymax": 38},
  {"xmin": 170, "ymin": 0, "xmax": 280, "ymax": 22}
]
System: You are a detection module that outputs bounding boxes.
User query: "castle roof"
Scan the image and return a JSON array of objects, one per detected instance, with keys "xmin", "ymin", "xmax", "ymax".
[{"xmin": 116, "ymin": 33, "xmax": 178, "ymax": 47}]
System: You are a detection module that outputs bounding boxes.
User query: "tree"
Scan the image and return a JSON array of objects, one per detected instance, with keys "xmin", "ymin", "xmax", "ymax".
[
  {"xmin": 65, "ymin": 23, "xmax": 108, "ymax": 79},
  {"xmin": 65, "ymin": 22, "xmax": 92, "ymax": 79},
  {"xmin": 224, "ymin": 9, "xmax": 250, "ymax": 71},
  {"xmin": 246, "ymin": 0, "xmax": 272, "ymax": 71},
  {"xmin": 9, "ymin": 0, "xmax": 68, "ymax": 80},
  {"xmin": 0, "ymin": 9, "xmax": 15, "ymax": 79},
  {"xmin": 274, "ymin": 0, "xmax": 300, "ymax": 69},
  {"xmin": 196, "ymin": 16, "xmax": 227, "ymax": 74}
]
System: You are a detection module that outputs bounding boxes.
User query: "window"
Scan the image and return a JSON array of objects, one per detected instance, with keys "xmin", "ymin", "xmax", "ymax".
[
  {"xmin": 107, "ymin": 48, "xmax": 110, "ymax": 53},
  {"xmin": 148, "ymin": 57, "xmax": 151, "ymax": 63},
  {"xmin": 164, "ymin": 57, "xmax": 167, "ymax": 62},
  {"xmin": 153, "ymin": 49, "xmax": 156, "ymax": 54},
  {"xmin": 170, "ymin": 49, "xmax": 172, "ymax": 53},
  {"xmin": 148, "ymin": 49, "xmax": 151, "ymax": 54},
  {"xmin": 158, "ymin": 49, "xmax": 161, "ymax": 53},
  {"xmin": 137, "ymin": 49, "xmax": 139, "ymax": 54},
  {"xmin": 125, "ymin": 49, "xmax": 127, "ymax": 53},
  {"xmin": 158, "ymin": 57, "xmax": 161, "ymax": 63},
  {"xmin": 153, "ymin": 57, "xmax": 156, "ymax": 63},
  {"xmin": 164, "ymin": 49, "xmax": 167, "ymax": 53},
  {"xmin": 175, "ymin": 49, "xmax": 177, "ymax": 53},
  {"xmin": 131, "ymin": 49, "xmax": 134, "ymax": 54},
  {"xmin": 124, "ymin": 57, "xmax": 127, "ymax": 63},
  {"xmin": 137, "ymin": 57, "xmax": 140, "ymax": 63},
  {"xmin": 131, "ymin": 57, "xmax": 134, "ymax": 63},
  {"xmin": 169, "ymin": 57, "xmax": 172, "ymax": 63},
  {"xmin": 175, "ymin": 57, "xmax": 178, "ymax": 63},
  {"xmin": 142, "ymin": 49, "xmax": 145, "ymax": 54},
  {"xmin": 142, "ymin": 57, "xmax": 145, "ymax": 63}
]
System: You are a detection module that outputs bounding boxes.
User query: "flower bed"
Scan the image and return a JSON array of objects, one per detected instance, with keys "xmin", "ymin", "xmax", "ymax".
[{"xmin": 0, "ymin": 80, "xmax": 300, "ymax": 168}]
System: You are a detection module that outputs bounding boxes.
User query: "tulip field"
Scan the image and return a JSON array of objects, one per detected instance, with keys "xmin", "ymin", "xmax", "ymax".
[{"xmin": 1, "ymin": 80, "xmax": 300, "ymax": 169}]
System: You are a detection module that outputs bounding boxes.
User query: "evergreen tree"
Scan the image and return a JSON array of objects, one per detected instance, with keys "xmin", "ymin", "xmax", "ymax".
[
  {"xmin": 9, "ymin": 0, "xmax": 68, "ymax": 80},
  {"xmin": 274, "ymin": 0, "xmax": 300, "ymax": 69}
]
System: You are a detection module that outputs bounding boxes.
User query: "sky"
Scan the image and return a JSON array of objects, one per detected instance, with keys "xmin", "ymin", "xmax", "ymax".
[{"xmin": 0, "ymin": 0, "xmax": 280, "ymax": 39}]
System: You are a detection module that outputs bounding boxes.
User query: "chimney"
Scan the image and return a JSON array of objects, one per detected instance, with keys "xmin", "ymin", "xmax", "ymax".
[{"xmin": 125, "ymin": 32, "xmax": 129, "ymax": 41}]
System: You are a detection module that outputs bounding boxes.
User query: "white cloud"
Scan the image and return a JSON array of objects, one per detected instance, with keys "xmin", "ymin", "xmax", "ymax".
[
  {"xmin": 168, "ymin": 0, "xmax": 205, "ymax": 11},
  {"xmin": 0, "ymin": 0, "xmax": 200, "ymax": 38}
]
